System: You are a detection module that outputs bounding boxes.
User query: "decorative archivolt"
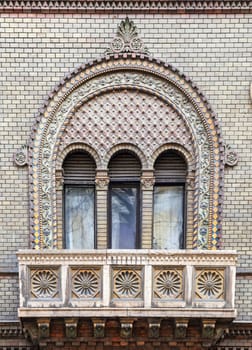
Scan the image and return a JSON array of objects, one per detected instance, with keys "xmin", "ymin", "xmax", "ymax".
[
  {"xmin": 151, "ymin": 143, "xmax": 195, "ymax": 172},
  {"xmin": 28, "ymin": 53, "xmax": 224, "ymax": 251},
  {"xmin": 56, "ymin": 142, "xmax": 101, "ymax": 170}
]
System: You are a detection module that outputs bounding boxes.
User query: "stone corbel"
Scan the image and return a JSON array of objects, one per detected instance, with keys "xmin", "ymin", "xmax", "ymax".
[
  {"xmin": 148, "ymin": 319, "xmax": 161, "ymax": 338},
  {"xmin": 175, "ymin": 319, "xmax": 188, "ymax": 338},
  {"xmin": 23, "ymin": 321, "xmax": 39, "ymax": 345},
  {"xmin": 93, "ymin": 319, "xmax": 106, "ymax": 338},
  {"xmin": 65, "ymin": 319, "xmax": 78, "ymax": 338},
  {"xmin": 37, "ymin": 319, "xmax": 50, "ymax": 339},
  {"xmin": 120, "ymin": 319, "xmax": 134, "ymax": 338},
  {"xmin": 14, "ymin": 144, "xmax": 28, "ymax": 166},
  {"xmin": 202, "ymin": 320, "xmax": 216, "ymax": 339}
]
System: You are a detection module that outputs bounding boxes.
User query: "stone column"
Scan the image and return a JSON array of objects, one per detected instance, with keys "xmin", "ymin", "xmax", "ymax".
[
  {"xmin": 185, "ymin": 174, "xmax": 195, "ymax": 249},
  {"xmin": 55, "ymin": 169, "xmax": 64, "ymax": 249},
  {"xmin": 95, "ymin": 170, "xmax": 109, "ymax": 249},
  {"xmin": 141, "ymin": 170, "xmax": 155, "ymax": 249}
]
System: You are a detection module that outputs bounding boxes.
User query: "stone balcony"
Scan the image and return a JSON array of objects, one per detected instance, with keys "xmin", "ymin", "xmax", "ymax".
[{"xmin": 18, "ymin": 249, "xmax": 237, "ymax": 320}]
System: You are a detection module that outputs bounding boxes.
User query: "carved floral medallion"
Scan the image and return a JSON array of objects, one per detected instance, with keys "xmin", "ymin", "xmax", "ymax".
[
  {"xmin": 113, "ymin": 268, "xmax": 142, "ymax": 299},
  {"xmin": 31, "ymin": 269, "xmax": 59, "ymax": 299},
  {"xmin": 195, "ymin": 269, "xmax": 224, "ymax": 300},
  {"xmin": 71, "ymin": 268, "xmax": 101, "ymax": 298}
]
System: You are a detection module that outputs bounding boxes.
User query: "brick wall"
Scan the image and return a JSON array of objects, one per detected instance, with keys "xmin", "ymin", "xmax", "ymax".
[
  {"xmin": 0, "ymin": 13, "xmax": 252, "ymax": 320},
  {"xmin": 0, "ymin": 276, "xmax": 19, "ymax": 320}
]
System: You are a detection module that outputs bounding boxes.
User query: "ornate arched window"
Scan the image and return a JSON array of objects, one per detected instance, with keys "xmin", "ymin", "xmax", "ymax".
[
  {"xmin": 108, "ymin": 151, "xmax": 142, "ymax": 249},
  {"xmin": 63, "ymin": 151, "xmax": 96, "ymax": 249},
  {"xmin": 153, "ymin": 150, "xmax": 187, "ymax": 249},
  {"xmin": 27, "ymin": 53, "xmax": 224, "ymax": 251}
]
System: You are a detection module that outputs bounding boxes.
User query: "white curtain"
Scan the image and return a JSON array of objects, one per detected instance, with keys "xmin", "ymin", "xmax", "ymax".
[
  {"xmin": 153, "ymin": 186, "xmax": 183, "ymax": 249},
  {"xmin": 65, "ymin": 187, "xmax": 94, "ymax": 249}
]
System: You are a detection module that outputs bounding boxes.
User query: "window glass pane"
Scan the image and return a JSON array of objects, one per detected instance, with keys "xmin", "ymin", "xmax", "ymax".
[
  {"xmin": 65, "ymin": 187, "xmax": 95, "ymax": 249},
  {"xmin": 111, "ymin": 187, "xmax": 137, "ymax": 249},
  {"xmin": 153, "ymin": 186, "xmax": 183, "ymax": 249}
]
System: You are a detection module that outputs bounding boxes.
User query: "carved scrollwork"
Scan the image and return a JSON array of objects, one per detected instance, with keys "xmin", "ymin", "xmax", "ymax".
[
  {"xmin": 106, "ymin": 17, "xmax": 149, "ymax": 55},
  {"xmin": 14, "ymin": 144, "xmax": 28, "ymax": 166}
]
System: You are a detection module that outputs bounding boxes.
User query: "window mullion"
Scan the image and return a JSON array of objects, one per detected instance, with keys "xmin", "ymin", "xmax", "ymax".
[{"xmin": 141, "ymin": 171, "xmax": 155, "ymax": 249}]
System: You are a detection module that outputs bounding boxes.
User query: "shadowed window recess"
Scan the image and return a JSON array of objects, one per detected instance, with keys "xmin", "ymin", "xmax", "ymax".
[
  {"xmin": 153, "ymin": 150, "xmax": 187, "ymax": 249},
  {"xmin": 63, "ymin": 151, "xmax": 96, "ymax": 249},
  {"xmin": 108, "ymin": 151, "xmax": 141, "ymax": 249}
]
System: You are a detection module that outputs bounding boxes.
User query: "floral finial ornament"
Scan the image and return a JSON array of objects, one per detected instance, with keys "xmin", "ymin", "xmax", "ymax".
[{"xmin": 106, "ymin": 17, "xmax": 149, "ymax": 55}]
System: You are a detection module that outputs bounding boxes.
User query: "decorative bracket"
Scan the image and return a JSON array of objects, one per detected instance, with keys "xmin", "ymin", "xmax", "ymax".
[
  {"xmin": 148, "ymin": 319, "xmax": 161, "ymax": 338},
  {"xmin": 93, "ymin": 319, "xmax": 106, "ymax": 338},
  {"xmin": 106, "ymin": 17, "xmax": 149, "ymax": 56},
  {"xmin": 120, "ymin": 319, "xmax": 134, "ymax": 338},
  {"xmin": 37, "ymin": 319, "xmax": 50, "ymax": 339},
  {"xmin": 175, "ymin": 319, "xmax": 188, "ymax": 338},
  {"xmin": 23, "ymin": 321, "xmax": 39, "ymax": 345},
  {"xmin": 14, "ymin": 144, "xmax": 28, "ymax": 166},
  {"xmin": 65, "ymin": 319, "xmax": 78, "ymax": 338},
  {"xmin": 225, "ymin": 144, "xmax": 238, "ymax": 167},
  {"xmin": 202, "ymin": 320, "xmax": 216, "ymax": 339}
]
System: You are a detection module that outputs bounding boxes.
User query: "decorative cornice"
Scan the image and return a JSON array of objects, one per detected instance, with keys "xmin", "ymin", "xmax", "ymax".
[
  {"xmin": 0, "ymin": 0, "xmax": 252, "ymax": 13},
  {"xmin": 0, "ymin": 324, "xmax": 23, "ymax": 338},
  {"xmin": 17, "ymin": 249, "xmax": 237, "ymax": 265}
]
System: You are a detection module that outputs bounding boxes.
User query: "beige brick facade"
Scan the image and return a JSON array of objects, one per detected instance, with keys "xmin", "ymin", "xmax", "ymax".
[{"xmin": 0, "ymin": 8, "xmax": 252, "ymax": 348}]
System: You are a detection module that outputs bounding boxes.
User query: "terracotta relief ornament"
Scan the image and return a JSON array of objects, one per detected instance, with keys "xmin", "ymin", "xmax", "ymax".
[{"xmin": 27, "ymin": 18, "xmax": 225, "ymax": 250}]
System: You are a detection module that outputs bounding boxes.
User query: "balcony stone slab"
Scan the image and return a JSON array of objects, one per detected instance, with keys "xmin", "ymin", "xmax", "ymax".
[{"xmin": 17, "ymin": 249, "xmax": 237, "ymax": 320}]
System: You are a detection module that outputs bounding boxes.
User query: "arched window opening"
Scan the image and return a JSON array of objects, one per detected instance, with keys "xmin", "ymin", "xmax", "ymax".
[
  {"xmin": 153, "ymin": 150, "xmax": 187, "ymax": 250},
  {"xmin": 108, "ymin": 151, "xmax": 141, "ymax": 249},
  {"xmin": 63, "ymin": 151, "xmax": 96, "ymax": 249}
]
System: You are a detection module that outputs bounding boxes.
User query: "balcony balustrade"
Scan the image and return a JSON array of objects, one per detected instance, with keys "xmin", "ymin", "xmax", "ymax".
[{"xmin": 18, "ymin": 249, "xmax": 236, "ymax": 319}]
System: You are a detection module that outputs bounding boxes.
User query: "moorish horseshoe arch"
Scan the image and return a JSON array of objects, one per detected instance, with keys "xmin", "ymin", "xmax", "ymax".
[{"xmin": 28, "ymin": 53, "xmax": 224, "ymax": 250}]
